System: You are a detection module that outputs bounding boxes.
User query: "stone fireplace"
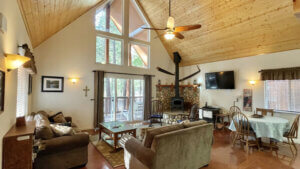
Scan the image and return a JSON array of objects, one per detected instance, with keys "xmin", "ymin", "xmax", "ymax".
[{"xmin": 156, "ymin": 84, "xmax": 200, "ymax": 111}]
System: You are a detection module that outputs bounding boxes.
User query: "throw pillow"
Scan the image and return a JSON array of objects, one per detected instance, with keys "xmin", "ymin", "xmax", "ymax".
[
  {"xmin": 50, "ymin": 124, "xmax": 74, "ymax": 136},
  {"xmin": 49, "ymin": 112, "xmax": 67, "ymax": 123}
]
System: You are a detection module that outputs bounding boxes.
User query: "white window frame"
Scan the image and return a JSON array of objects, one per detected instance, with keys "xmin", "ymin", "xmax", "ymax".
[{"xmin": 95, "ymin": 0, "xmax": 151, "ymax": 69}]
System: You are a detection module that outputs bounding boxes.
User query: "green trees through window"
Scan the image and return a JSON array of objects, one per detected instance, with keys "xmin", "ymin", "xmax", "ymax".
[{"xmin": 95, "ymin": 0, "xmax": 150, "ymax": 68}]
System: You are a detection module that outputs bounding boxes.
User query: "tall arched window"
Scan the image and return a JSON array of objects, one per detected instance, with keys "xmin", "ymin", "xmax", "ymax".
[{"xmin": 95, "ymin": 0, "xmax": 150, "ymax": 69}]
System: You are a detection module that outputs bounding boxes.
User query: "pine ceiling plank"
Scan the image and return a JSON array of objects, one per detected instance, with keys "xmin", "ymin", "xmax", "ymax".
[
  {"xmin": 17, "ymin": 0, "xmax": 104, "ymax": 48},
  {"xmin": 139, "ymin": 0, "xmax": 300, "ymax": 66}
]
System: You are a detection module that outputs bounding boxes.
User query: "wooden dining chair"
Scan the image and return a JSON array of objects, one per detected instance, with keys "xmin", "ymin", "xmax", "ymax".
[
  {"xmin": 149, "ymin": 100, "xmax": 163, "ymax": 126},
  {"xmin": 232, "ymin": 111, "xmax": 260, "ymax": 154},
  {"xmin": 188, "ymin": 104, "xmax": 199, "ymax": 121},
  {"xmin": 256, "ymin": 108, "xmax": 274, "ymax": 116},
  {"xmin": 229, "ymin": 106, "xmax": 241, "ymax": 143},
  {"xmin": 283, "ymin": 115, "xmax": 300, "ymax": 157}
]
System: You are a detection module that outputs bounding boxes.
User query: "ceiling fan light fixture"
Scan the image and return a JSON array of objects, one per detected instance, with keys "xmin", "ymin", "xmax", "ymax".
[
  {"xmin": 167, "ymin": 16, "xmax": 175, "ymax": 30},
  {"xmin": 164, "ymin": 32, "xmax": 175, "ymax": 40}
]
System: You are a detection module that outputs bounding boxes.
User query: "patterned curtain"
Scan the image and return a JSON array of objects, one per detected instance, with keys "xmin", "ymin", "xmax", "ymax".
[{"xmin": 260, "ymin": 67, "xmax": 300, "ymax": 80}]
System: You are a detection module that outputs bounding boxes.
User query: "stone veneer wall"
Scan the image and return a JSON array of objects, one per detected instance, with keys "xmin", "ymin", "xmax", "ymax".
[{"xmin": 156, "ymin": 86, "xmax": 200, "ymax": 111}]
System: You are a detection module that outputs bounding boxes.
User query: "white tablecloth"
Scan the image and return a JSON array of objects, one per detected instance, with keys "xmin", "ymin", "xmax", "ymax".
[{"xmin": 229, "ymin": 116, "xmax": 290, "ymax": 141}]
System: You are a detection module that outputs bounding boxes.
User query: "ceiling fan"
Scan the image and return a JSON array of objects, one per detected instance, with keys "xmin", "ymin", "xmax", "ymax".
[{"xmin": 142, "ymin": 0, "xmax": 201, "ymax": 40}]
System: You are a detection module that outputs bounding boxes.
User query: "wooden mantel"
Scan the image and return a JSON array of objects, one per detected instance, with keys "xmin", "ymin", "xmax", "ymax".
[{"xmin": 156, "ymin": 84, "xmax": 201, "ymax": 92}]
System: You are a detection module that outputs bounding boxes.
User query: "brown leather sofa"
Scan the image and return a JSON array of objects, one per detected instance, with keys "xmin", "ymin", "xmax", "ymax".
[
  {"xmin": 123, "ymin": 121, "xmax": 213, "ymax": 169},
  {"xmin": 29, "ymin": 112, "xmax": 89, "ymax": 169}
]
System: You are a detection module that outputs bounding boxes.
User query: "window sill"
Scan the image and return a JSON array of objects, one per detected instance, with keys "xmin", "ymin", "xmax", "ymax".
[{"xmin": 274, "ymin": 110, "xmax": 300, "ymax": 115}]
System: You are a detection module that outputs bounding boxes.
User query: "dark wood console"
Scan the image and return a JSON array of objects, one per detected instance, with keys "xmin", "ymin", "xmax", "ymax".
[{"xmin": 2, "ymin": 121, "xmax": 35, "ymax": 169}]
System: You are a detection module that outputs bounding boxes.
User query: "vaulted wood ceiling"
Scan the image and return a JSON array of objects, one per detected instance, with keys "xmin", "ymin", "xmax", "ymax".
[
  {"xmin": 17, "ymin": 0, "xmax": 104, "ymax": 48},
  {"xmin": 138, "ymin": 0, "xmax": 300, "ymax": 66},
  {"xmin": 17, "ymin": 0, "xmax": 300, "ymax": 66}
]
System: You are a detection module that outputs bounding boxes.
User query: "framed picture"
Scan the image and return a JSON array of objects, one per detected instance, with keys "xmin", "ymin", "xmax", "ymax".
[
  {"xmin": 41, "ymin": 76, "xmax": 64, "ymax": 92},
  {"xmin": 243, "ymin": 89, "xmax": 252, "ymax": 112},
  {"xmin": 0, "ymin": 70, "xmax": 5, "ymax": 112}
]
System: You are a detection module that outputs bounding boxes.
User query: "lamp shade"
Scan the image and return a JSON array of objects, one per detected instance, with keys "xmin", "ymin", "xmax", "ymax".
[{"xmin": 5, "ymin": 54, "xmax": 31, "ymax": 71}]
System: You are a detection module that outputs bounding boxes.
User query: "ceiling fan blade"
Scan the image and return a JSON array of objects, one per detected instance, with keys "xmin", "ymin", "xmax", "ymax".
[
  {"xmin": 142, "ymin": 27, "xmax": 168, "ymax": 30},
  {"xmin": 174, "ymin": 24, "xmax": 202, "ymax": 32},
  {"xmin": 173, "ymin": 32, "xmax": 184, "ymax": 39}
]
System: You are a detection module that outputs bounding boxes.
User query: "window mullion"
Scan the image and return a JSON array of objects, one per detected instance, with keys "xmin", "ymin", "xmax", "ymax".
[{"xmin": 289, "ymin": 80, "xmax": 292, "ymax": 111}]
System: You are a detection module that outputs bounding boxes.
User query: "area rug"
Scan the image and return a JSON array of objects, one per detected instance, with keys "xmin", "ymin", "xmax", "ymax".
[{"xmin": 90, "ymin": 135, "xmax": 124, "ymax": 168}]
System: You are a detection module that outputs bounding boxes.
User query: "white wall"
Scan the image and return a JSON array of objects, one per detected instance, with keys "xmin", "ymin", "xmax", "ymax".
[
  {"xmin": 181, "ymin": 49, "xmax": 300, "ymax": 143},
  {"xmin": 0, "ymin": 0, "xmax": 32, "ymax": 168},
  {"xmin": 32, "ymin": 4, "xmax": 174, "ymax": 129}
]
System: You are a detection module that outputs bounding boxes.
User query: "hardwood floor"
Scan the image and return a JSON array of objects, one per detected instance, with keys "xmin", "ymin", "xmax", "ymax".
[{"xmin": 80, "ymin": 129, "xmax": 300, "ymax": 169}]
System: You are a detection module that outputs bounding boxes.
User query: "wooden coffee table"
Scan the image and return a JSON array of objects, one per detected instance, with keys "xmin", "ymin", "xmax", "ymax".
[{"xmin": 99, "ymin": 121, "xmax": 137, "ymax": 152}]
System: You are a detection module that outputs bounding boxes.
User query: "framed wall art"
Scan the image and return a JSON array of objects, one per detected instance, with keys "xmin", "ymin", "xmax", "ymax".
[
  {"xmin": 41, "ymin": 76, "xmax": 64, "ymax": 92},
  {"xmin": 243, "ymin": 89, "xmax": 253, "ymax": 112},
  {"xmin": 0, "ymin": 70, "xmax": 5, "ymax": 112}
]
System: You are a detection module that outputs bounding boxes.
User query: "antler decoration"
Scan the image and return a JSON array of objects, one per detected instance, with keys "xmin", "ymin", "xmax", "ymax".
[{"xmin": 156, "ymin": 65, "xmax": 201, "ymax": 81}]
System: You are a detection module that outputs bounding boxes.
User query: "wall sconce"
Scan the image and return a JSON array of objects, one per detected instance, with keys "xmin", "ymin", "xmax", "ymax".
[
  {"xmin": 69, "ymin": 78, "xmax": 79, "ymax": 84},
  {"xmin": 5, "ymin": 54, "xmax": 31, "ymax": 71},
  {"xmin": 249, "ymin": 80, "xmax": 256, "ymax": 86}
]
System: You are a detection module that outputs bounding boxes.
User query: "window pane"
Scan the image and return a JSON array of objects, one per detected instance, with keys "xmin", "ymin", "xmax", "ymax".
[
  {"xmin": 129, "ymin": 43, "xmax": 149, "ymax": 68},
  {"xmin": 291, "ymin": 80, "xmax": 300, "ymax": 111},
  {"xmin": 265, "ymin": 80, "xmax": 290, "ymax": 111},
  {"xmin": 116, "ymin": 79, "xmax": 131, "ymax": 121},
  {"xmin": 133, "ymin": 79, "xmax": 144, "ymax": 120},
  {"xmin": 109, "ymin": 39, "xmax": 122, "ymax": 65},
  {"xmin": 96, "ymin": 36, "xmax": 106, "ymax": 64},
  {"xmin": 104, "ymin": 78, "xmax": 115, "ymax": 122},
  {"xmin": 129, "ymin": 0, "xmax": 149, "ymax": 42},
  {"xmin": 96, "ymin": 36, "xmax": 122, "ymax": 65},
  {"xmin": 95, "ymin": 0, "xmax": 122, "ymax": 35}
]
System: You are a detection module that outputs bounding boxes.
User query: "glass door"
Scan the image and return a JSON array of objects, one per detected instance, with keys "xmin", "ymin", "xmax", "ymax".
[
  {"xmin": 104, "ymin": 78, "xmax": 115, "ymax": 122},
  {"xmin": 103, "ymin": 77, "xmax": 144, "ymax": 122}
]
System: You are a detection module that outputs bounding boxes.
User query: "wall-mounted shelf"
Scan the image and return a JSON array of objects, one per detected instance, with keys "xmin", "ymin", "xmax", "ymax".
[{"xmin": 156, "ymin": 84, "xmax": 201, "ymax": 91}]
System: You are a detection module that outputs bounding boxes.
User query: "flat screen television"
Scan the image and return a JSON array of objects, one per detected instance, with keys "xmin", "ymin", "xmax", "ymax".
[{"xmin": 205, "ymin": 71, "xmax": 235, "ymax": 89}]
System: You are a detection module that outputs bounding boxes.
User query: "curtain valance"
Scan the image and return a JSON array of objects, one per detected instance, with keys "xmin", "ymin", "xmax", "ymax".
[{"xmin": 260, "ymin": 67, "xmax": 300, "ymax": 80}]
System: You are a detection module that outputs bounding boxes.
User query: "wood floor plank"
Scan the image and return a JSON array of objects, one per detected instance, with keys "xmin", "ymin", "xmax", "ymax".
[{"xmin": 81, "ymin": 129, "xmax": 300, "ymax": 169}]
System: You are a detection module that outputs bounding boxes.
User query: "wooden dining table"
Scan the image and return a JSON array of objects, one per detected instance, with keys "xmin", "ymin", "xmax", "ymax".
[{"xmin": 229, "ymin": 115, "xmax": 290, "ymax": 142}]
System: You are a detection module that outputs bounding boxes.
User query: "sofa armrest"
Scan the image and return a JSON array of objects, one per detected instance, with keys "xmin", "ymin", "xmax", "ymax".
[
  {"xmin": 39, "ymin": 133, "xmax": 89, "ymax": 155},
  {"xmin": 125, "ymin": 137, "xmax": 155, "ymax": 168},
  {"xmin": 65, "ymin": 116, "xmax": 72, "ymax": 123}
]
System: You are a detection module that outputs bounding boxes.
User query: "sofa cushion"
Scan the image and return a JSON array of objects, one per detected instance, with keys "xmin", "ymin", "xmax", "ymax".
[
  {"xmin": 35, "ymin": 114, "xmax": 55, "ymax": 140},
  {"xmin": 49, "ymin": 112, "xmax": 67, "ymax": 123},
  {"xmin": 39, "ymin": 134, "xmax": 89, "ymax": 155},
  {"xmin": 50, "ymin": 124, "xmax": 74, "ymax": 136},
  {"xmin": 143, "ymin": 124, "xmax": 184, "ymax": 148},
  {"xmin": 36, "ymin": 110, "xmax": 49, "ymax": 118},
  {"xmin": 183, "ymin": 120, "xmax": 207, "ymax": 128}
]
